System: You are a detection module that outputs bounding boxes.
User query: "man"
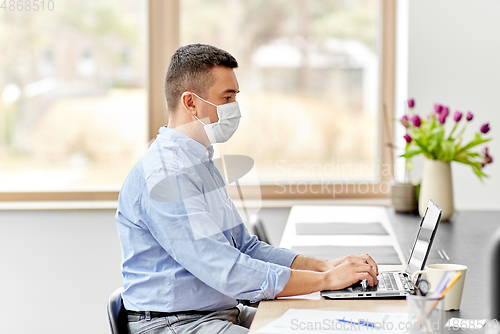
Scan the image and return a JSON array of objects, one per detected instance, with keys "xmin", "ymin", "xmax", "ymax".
[{"xmin": 115, "ymin": 43, "xmax": 378, "ymax": 334}]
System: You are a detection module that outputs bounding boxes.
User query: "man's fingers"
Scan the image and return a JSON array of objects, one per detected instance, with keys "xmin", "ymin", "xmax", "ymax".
[
  {"xmin": 337, "ymin": 259, "xmax": 378, "ymax": 286},
  {"xmin": 346, "ymin": 254, "xmax": 379, "ymax": 275},
  {"xmin": 354, "ymin": 262, "xmax": 378, "ymax": 286},
  {"xmin": 360, "ymin": 254, "xmax": 379, "ymax": 275},
  {"xmin": 357, "ymin": 272, "xmax": 376, "ymax": 286}
]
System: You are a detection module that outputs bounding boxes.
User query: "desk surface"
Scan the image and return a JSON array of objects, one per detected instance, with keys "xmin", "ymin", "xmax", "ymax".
[
  {"xmin": 248, "ymin": 208, "xmax": 500, "ymax": 334},
  {"xmin": 388, "ymin": 209, "xmax": 499, "ymax": 321},
  {"xmin": 249, "ymin": 296, "xmax": 406, "ymax": 333},
  {"xmin": 279, "ymin": 206, "xmax": 407, "ymax": 272}
]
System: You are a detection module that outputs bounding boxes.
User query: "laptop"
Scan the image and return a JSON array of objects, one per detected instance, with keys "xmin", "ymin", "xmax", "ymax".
[{"xmin": 321, "ymin": 200, "xmax": 442, "ymax": 299}]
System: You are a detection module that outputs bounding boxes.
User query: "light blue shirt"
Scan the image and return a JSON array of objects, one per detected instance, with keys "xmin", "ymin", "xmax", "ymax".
[{"xmin": 116, "ymin": 127, "xmax": 297, "ymax": 312}]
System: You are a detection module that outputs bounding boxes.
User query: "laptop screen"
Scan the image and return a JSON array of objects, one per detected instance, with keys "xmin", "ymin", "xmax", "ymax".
[{"xmin": 407, "ymin": 200, "xmax": 442, "ymax": 273}]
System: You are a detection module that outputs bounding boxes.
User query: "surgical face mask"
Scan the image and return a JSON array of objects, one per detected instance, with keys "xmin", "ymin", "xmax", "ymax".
[{"xmin": 192, "ymin": 93, "xmax": 241, "ymax": 144}]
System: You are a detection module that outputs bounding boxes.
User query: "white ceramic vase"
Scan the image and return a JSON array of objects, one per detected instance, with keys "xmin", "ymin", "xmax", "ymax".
[{"xmin": 419, "ymin": 159, "xmax": 455, "ymax": 221}]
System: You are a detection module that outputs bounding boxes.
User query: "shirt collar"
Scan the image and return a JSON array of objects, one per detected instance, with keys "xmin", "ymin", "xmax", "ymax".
[{"xmin": 157, "ymin": 126, "xmax": 213, "ymax": 161}]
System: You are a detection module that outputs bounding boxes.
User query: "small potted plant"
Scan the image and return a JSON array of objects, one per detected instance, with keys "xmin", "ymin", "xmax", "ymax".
[{"xmin": 400, "ymin": 99, "xmax": 493, "ymax": 221}]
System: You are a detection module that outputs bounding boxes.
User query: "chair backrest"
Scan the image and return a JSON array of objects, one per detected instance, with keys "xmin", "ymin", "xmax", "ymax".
[
  {"xmin": 249, "ymin": 215, "xmax": 270, "ymax": 244},
  {"xmin": 107, "ymin": 287, "xmax": 129, "ymax": 334}
]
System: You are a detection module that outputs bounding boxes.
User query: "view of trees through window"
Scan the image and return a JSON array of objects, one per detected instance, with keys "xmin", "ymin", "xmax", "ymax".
[
  {"xmin": 181, "ymin": 0, "xmax": 380, "ymax": 182},
  {"xmin": 0, "ymin": 0, "xmax": 380, "ymax": 192},
  {"xmin": 0, "ymin": 0, "xmax": 147, "ymax": 191}
]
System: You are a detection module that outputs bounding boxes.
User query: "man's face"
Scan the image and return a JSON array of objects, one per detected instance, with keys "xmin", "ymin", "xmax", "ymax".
[{"xmin": 196, "ymin": 65, "xmax": 239, "ymax": 124}]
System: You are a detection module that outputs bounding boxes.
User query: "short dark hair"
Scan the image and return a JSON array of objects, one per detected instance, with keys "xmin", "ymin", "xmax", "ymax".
[{"xmin": 165, "ymin": 44, "xmax": 238, "ymax": 113}]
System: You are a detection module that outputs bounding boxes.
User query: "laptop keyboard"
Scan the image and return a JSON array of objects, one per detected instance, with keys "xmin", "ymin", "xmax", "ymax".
[
  {"xmin": 378, "ymin": 273, "xmax": 398, "ymax": 291},
  {"xmin": 351, "ymin": 272, "xmax": 413, "ymax": 292}
]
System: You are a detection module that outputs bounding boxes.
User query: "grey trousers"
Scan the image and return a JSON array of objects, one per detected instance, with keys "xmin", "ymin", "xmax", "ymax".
[{"xmin": 127, "ymin": 304, "xmax": 257, "ymax": 334}]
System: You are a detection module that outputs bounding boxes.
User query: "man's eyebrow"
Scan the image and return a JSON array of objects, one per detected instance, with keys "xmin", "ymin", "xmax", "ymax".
[{"xmin": 222, "ymin": 89, "xmax": 240, "ymax": 94}]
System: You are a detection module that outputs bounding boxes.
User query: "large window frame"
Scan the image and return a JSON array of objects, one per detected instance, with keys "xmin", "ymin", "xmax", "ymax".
[{"xmin": 0, "ymin": 0, "xmax": 395, "ymax": 202}]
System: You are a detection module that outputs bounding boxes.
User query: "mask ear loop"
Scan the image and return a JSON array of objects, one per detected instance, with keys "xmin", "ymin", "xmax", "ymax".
[
  {"xmin": 191, "ymin": 92, "xmax": 218, "ymax": 107},
  {"xmin": 194, "ymin": 115, "xmax": 207, "ymax": 126},
  {"xmin": 191, "ymin": 92, "xmax": 218, "ymax": 126}
]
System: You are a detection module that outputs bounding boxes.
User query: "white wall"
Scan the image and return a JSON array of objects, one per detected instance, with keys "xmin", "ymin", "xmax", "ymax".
[
  {"xmin": 396, "ymin": 0, "xmax": 500, "ymax": 210},
  {"xmin": 0, "ymin": 210, "xmax": 123, "ymax": 334}
]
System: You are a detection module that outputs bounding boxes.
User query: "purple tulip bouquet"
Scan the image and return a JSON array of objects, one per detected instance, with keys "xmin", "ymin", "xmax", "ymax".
[{"xmin": 400, "ymin": 99, "xmax": 493, "ymax": 180}]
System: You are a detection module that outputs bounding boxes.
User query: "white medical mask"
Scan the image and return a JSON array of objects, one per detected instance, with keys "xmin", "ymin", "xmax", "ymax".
[{"xmin": 192, "ymin": 93, "xmax": 241, "ymax": 144}]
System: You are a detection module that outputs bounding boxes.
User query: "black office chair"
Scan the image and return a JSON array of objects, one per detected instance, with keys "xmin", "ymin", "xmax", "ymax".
[
  {"xmin": 107, "ymin": 287, "xmax": 129, "ymax": 334},
  {"xmin": 249, "ymin": 214, "xmax": 270, "ymax": 244}
]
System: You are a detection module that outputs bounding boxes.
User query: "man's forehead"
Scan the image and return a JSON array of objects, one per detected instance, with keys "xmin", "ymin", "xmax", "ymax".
[{"xmin": 209, "ymin": 67, "xmax": 239, "ymax": 94}]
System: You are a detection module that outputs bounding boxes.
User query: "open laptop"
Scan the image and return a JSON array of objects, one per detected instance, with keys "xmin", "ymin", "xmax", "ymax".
[{"xmin": 321, "ymin": 200, "xmax": 442, "ymax": 299}]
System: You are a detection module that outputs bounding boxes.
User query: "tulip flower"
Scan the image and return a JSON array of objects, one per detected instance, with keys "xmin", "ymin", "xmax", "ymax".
[
  {"xmin": 480, "ymin": 123, "xmax": 490, "ymax": 134},
  {"xmin": 412, "ymin": 115, "xmax": 421, "ymax": 127},
  {"xmin": 466, "ymin": 111, "xmax": 473, "ymax": 121},
  {"xmin": 434, "ymin": 104, "xmax": 443, "ymax": 114},
  {"xmin": 483, "ymin": 147, "xmax": 493, "ymax": 165},
  {"xmin": 399, "ymin": 100, "xmax": 493, "ymax": 180},
  {"xmin": 441, "ymin": 106, "xmax": 450, "ymax": 117},
  {"xmin": 438, "ymin": 113, "xmax": 447, "ymax": 124},
  {"xmin": 401, "ymin": 115, "xmax": 409, "ymax": 128}
]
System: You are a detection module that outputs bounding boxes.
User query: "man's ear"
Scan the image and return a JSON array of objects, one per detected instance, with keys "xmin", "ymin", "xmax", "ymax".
[{"xmin": 180, "ymin": 92, "xmax": 197, "ymax": 116}]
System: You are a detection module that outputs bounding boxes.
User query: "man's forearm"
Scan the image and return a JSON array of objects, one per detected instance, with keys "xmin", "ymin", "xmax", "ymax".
[
  {"xmin": 276, "ymin": 269, "xmax": 326, "ymax": 297},
  {"xmin": 290, "ymin": 255, "xmax": 327, "ymax": 272},
  {"xmin": 278, "ymin": 256, "xmax": 379, "ymax": 297}
]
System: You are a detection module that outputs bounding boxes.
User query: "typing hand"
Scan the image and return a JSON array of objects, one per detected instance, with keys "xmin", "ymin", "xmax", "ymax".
[
  {"xmin": 323, "ymin": 256, "xmax": 379, "ymax": 290},
  {"xmin": 322, "ymin": 254, "xmax": 379, "ymax": 276}
]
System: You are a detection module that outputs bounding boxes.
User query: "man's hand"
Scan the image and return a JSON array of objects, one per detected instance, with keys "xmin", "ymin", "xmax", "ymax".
[
  {"xmin": 277, "ymin": 253, "xmax": 379, "ymax": 297},
  {"xmin": 322, "ymin": 256, "xmax": 379, "ymax": 290},
  {"xmin": 291, "ymin": 254, "xmax": 379, "ymax": 276},
  {"xmin": 322, "ymin": 254, "xmax": 379, "ymax": 276}
]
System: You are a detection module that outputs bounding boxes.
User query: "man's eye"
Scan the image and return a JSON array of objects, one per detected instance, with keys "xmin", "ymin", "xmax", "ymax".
[{"xmin": 224, "ymin": 96, "xmax": 231, "ymax": 101}]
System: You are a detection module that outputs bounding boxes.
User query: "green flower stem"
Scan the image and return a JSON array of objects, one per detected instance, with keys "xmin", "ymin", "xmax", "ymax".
[
  {"xmin": 448, "ymin": 122, "xmax": 459, "ymax": 140},
  {"xmin": 454, "ymin": 123, "xmax": 468, "ymax": 140}
]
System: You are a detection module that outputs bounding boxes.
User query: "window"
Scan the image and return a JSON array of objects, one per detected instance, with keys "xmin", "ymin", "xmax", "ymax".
[
  {"xmin": 0, "ymin": 0, "xmax": 147, "ymax": 192},
  {"xmin": 0, "ymin": 0, "xmax": 395, "ymax": 201},
  {"xmin": 180, "ymin": 0, "xmax": 393, "ymax": 199}
]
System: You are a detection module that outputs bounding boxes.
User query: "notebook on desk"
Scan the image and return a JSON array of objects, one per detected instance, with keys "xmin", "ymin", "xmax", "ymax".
[{"xmin": 321, "ymin": 200, "xmax": 442, "ymax": 299}]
